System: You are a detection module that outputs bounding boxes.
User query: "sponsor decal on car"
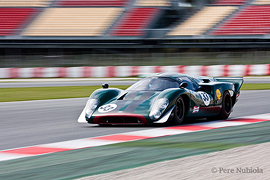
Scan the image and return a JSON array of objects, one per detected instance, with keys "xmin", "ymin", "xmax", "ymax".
[
  {"xmin": 98, "ymin": 104, "xmax": 117, "ymax": 113},
  {"xmin": 216, "ymin": 89, "xmax": 221, "ymax": 100},
  {"xmin": 192, "ymin": 106, "xmax": 200, "ymax": 113},
  {"xmin": 199, "ymin": 92, "xmax": 210, "ymax": 106}
]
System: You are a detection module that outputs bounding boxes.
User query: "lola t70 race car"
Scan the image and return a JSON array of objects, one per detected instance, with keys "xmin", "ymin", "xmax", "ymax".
[{"xmin": 78, "ymin": 73, "xmax": 243, "ymax": 125}]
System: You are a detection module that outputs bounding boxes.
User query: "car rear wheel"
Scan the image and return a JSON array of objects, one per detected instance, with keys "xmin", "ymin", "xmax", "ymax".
[
  {"xmin": 173, "ymin": 96, "xmax": 185, "ymax": 125},
  {"xmin": 217, "ymin": 91, "xmax": 232, "ymax": 120}
]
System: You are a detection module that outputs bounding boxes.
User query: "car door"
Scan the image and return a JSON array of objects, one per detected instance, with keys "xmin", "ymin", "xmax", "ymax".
[{"xmin": 185, "ymin": 77, "xmax": 218, "ymax": 117}]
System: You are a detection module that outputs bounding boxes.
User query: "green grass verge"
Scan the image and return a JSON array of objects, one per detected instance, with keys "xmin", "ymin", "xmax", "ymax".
[
  {"xmin": 241, "ymin": 83, "xmax": 270, "ymax": 90},
  {"xmin": 0, "ymin": 85, "xmax": 130, "ymax": 102},
  {"xmin": 0, "ymin": 83, "xmax": 269, "ymax": 102}
]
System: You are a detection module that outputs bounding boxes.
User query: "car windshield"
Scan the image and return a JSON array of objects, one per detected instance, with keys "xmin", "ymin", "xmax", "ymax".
[{"xmin": 127, "ymin": 77, "xmax": 179, "ymax": 91}]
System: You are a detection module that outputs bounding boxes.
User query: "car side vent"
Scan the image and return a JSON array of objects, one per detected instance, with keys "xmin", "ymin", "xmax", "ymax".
[
  {"xmin": 202, "ymin": 79, "xmax": 210, "ymax": 83},
  {"xmin": 118, "ymin": 93, "xmax": 127, "ymax": 100},
  {"xmin": 200, "ymin": 85, "xmax": 212, "ymax": 94}
]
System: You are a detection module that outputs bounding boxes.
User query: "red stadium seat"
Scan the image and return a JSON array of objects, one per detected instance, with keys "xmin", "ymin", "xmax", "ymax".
[
  {"xmin": 111, "ymin": 8, "xmax": 159, "ymax": 36},
  {"xmin": 211, "ymin": 6, "xmax": 270, "ymax": 35},
  {"xmin": 0, "ymin": 8, "xmax": 37, "ymax": 36},
  {"xmin": 214, "ymin": 0, "xmax": 247, "ymax": 5},
  {"xmin": 57, "ymin": 0, "xmax": 129, "ymax": 6}
]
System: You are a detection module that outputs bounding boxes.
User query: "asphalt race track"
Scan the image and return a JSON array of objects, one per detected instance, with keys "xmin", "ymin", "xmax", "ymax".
[{"xmin": 0, "ymin": 90, "xmax": 270, "ymax": 151}]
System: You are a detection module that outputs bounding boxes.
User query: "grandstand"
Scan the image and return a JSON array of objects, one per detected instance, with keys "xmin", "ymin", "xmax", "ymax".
[
  {"xmin": 55, "ymin": 0, "xmax": 130, "ymax": 7},
  {"xmin": 166, "ymin": 0, "xmax": 270, "ymax": 39},
  {"xmin": 167, "ymin": 6, "xmax": 237, "ymax": 36},
  {"xmin": 253, "ymin": 0, "xmax": 270, "ymax": 4},
  {"xmin": 22, "ymin": 8, "xmax": 123, "ymax": 36},
  {"xmin": 211, "ymin": 5, "xmax": 270, "ymax": 35},
  {"xmin": 134, "ymin": 0, "xmax": 170, "ymax": 6},
  {"xmin": 0, "ymin": 0, "xmax": 269, "ymax": 49},
  {"xmin": 0, "ymin": 0, "xmax": 51, "ymax": 7},
  {"xmin": 110, "ymin": 7, "xmax": 159, "ymax": 36},
  {"xmin": 0, "ymin": 8, "xmax": 38, "ymax": 36},
  {"xmin": 213, "ymin": 0, "xmax": 248, "ymax": 5}
]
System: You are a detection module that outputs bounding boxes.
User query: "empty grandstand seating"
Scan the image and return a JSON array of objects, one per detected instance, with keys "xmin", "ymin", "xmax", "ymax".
[
  {"xmin": 135, "ymin": 0, "xmax": 170, "ymax": 6},
  {"xmin": 1, "ymin": 0, "xmax": 270, "ymax": 39},
  {"xmin": 211, "ymin": 6, "xmax": 270, "ymax": 35},
  {"xmin": 56, "ymin": 0, "xmax": 129, "ymax": 6},
  {"xmin": 0, "ymin": 8, "xmax": 37, "ymax": 36},
  {"xmin": 214, "ymin": 0, "xmax": 247, "ymax": 5},
  {"xmin": 111, "ymin": 7, "xmax": 159, "ymax": 36},
  {"xmin": 167, "ymin": 6, "xmax": 237, "ymax": 36},
  {"xmin": 0, "ymin": 0, "xmax": 51, "ymax": 7},
  {"xmin": 22, "ymin": 8, "xmax": 123, "ymax": 36},
  {"xmin": 253, "ymin": 0, "xmax": 270, "ymax": 4}
]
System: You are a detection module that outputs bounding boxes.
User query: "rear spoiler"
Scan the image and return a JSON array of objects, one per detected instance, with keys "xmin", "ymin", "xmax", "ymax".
[{"xmin": 214, "ymin": 77, "xmax": 244, "ymax": 93}]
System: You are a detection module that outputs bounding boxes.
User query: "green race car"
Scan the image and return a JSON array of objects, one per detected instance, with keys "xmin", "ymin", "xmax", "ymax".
[{"xmin": 78, "ymin": 73, "xmax": 243, "ymax": 125}]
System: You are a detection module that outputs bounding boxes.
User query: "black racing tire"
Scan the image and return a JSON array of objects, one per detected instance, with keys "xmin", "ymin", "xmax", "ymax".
[
  {"xmin": 173, "ymin": 96, "xmax": 185, "ymax": 125},
  {"xmin": 216, "ymin": 91, "xmax": 232, "ymax": 120}
]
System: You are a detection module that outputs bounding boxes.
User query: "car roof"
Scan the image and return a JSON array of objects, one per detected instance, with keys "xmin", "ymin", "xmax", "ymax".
[
  {"xmin": 154, "ymin": 73, "xmax": 215, "ymax": 83},
  {"xmin": 155, "ymin": 73, "xmax": 188, "ymax": 78}
]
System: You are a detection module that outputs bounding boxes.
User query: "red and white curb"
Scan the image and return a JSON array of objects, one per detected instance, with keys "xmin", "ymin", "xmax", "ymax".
[
  {"xmin": 0, "ymin": 64, "xmax": 269, "ymax": 78},
  {"xmin": 0, "ymin": 113, "xmax": 270, "ymax": 162}
]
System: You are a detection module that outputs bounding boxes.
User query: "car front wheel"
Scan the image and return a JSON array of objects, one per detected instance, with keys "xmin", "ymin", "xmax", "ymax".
[{"xmin": 173, "ymin": 96, "xmax": 185, "ymax": 125}]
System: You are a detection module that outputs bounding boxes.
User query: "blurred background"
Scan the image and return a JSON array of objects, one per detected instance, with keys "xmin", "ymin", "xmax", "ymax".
[{"xmin": 0, "ymin": 0, "xmax": 270, "ymax": 69}]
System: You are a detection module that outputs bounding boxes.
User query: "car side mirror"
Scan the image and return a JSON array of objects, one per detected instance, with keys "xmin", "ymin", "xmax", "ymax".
[
  {"xmin": 102, "ymin": 83, "xmax": 109, "ymax": 89},
  {"xmin": 179, "ymin": 82, "xmax": 188, "ymax": 89}
]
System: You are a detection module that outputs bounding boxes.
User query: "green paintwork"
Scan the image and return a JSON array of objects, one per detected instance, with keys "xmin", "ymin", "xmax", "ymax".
[
  {"xmin": 89, "ymin": 88, "xmax": 124, "ymax": 106},
  {"xmin": 214, "ymin": 77, "xmax": 244, "ymax": 93},
  {"xmin": 84, "ymin": 73, "xmax": 243, "ymax": 124}
]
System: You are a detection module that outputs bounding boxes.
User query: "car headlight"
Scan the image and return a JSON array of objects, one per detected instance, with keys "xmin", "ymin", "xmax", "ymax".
[
  {"xmin": 85, "ymin": 99, "xmax": 99, "ymax": 118},
  {"xmin": 149, "ymin": 98, "xmax": 169, "ymax": 120}
]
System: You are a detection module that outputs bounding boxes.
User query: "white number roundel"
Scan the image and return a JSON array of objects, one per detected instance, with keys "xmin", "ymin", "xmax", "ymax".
[
  {"xmin": 98, "ymin": 104, "xmax": 117, "ymax": 113},
  {"xmin": 199, "ymin": 92, "xmax": 210, "ymax": 106}
]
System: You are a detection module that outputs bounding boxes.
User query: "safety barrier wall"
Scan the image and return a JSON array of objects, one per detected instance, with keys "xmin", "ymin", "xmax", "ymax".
[{"xmin": 0, "ymin": 64, "xmax": 269, "ymax": 78}]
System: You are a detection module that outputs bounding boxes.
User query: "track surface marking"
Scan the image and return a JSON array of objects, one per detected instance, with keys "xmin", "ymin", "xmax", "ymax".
[{"xmin": 1, "ymin": 113, "xmax": 269, "ymax": 162}]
